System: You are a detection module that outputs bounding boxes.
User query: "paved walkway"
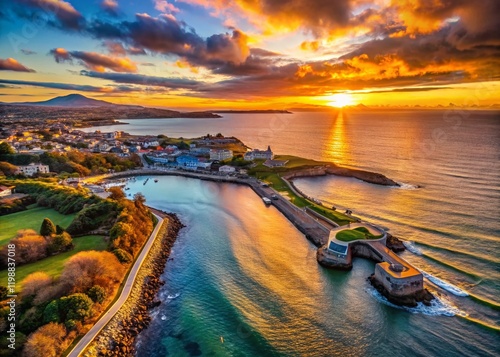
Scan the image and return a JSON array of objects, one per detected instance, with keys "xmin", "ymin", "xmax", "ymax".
[{"xmin": 67, "ymin": 214, "xmax": 164, "ymax": 357}]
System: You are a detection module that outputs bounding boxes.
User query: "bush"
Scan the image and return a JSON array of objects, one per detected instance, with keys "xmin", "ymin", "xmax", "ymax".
[
  {"xmin": 87, "ymin": 286, "xmax": 106, "ymax": 304},
  {"xmin": 23, "ymin": 323, "xmax": 67, "ymax": 357},
  {"xmin": 112, "ymin": 249, "xmax": 133, "ymax": 264},
  {"xmin": 43, "ymin": 300, "xmax": 60, "ymax": 324},
  {"xmin": 48, "ymin": 232, "xmax": 73, "ymax": 254},
  {"xmin": 0, "ymin": 230, "xmax": 48, "ymax": 267},
  {"xmin": 40, "ymin": 218, "xmax": 56, "ymax": 236}
]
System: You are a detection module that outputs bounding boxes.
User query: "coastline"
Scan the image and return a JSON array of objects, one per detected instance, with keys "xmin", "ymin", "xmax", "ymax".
[{"xmin": 81, "ymin": 211, "xmax": 184, "ymax": 357}]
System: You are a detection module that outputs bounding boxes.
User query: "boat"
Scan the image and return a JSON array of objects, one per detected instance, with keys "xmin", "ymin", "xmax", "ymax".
[
  {"xmin": 154, "ymin": 179, "xmax": 159, "ymax": 183},
  {"xmin": 262, "ymin": 197, "xmax": 272, "ymax": 205},
  {"xmin": 167, "ymin": 293, "xmax": 180, "ymax": 299}
]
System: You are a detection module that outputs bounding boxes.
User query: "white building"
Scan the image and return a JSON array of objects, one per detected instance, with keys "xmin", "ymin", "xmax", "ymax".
[
  {"xmin": 209, "ymin": 149, "xmax": 233, "ymax": 161},
  {"xmin": 0, "ymin": 185, "xmax": 13, "ymax": 197},
  {"xmin": 244, "ymin": 146, "xmax": 274, "ymax": 160},
  {"xmin": 219, "ymin": 165, "xmax": 236, "ymax": 173},
  {"xmin": 16, "ymin": 163, "xmax": 50, "ymax": 176}
]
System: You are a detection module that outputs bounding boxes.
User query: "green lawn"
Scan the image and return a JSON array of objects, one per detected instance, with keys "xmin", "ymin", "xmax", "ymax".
[
  {"xmin": 336, "ymin": 227, "xmax": 383, "ymax": 242},
  {"xmin": 254, "ymin": 172, "xmax": 355, "ymax": 225},
  {"xmin": 0, "ymin": 206, "xmax": 76, "ymax": 246},
  {"xmin": 0, "ymin": 235, "xmax": 107, "ymax": 291}
]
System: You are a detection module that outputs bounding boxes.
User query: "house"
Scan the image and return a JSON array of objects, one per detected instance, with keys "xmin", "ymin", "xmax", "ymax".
[
  {"xmin": 16, "ymin": 163, "xmax": 50, "ymax": 176},
  {"xmin": 219, "ymin": 165, "xmax": 236, "ymax": 173},
  {"xmin": 244, "ymin": 146, "xmax": 274, "ymax": 160},
  {"xmin": 0, "ymin": 185, "xmax": 14, "ymax": 197},
  {"xmin": 176, "ymin": 155, "xmax": 199, "ymax": 170},
  {"xmin": 209, "ymin": 149, "xmax": 233, "ymax": 161},
  {"xmin": 263, "ymin": 159, "xmax": 288, "ymax": 168}
]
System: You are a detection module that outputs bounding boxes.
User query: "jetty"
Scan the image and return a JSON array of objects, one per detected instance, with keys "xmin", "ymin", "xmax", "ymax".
[{"xmin": 88, "ymin": 168, "xmax": 431, "ymax": 306}]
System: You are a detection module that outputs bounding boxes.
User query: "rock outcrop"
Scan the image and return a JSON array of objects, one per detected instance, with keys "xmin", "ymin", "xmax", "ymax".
[{"xmin": 386, "ymin": 233, "xmax": 406, "ymax": 253}]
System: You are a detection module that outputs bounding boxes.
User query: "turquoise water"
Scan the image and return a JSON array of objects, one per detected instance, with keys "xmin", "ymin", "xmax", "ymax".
[
  {"xmin": 94, "ymin": 109, "xmax": 500, "ymax": 356},
  {"xmin": 127, "ymin": 176, "xmax": 498, "ymax": 356}
]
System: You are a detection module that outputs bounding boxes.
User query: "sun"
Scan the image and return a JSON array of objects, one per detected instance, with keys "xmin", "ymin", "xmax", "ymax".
[{"xmin": 327, "ymin": 93, "xmax": 355, "ymax": 108}]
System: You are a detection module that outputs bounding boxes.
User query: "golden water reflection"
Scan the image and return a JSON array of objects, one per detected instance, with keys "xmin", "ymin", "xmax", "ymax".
[{"xmin": 324, "ymin": 110, "xmax": 351, "ymax": 165}]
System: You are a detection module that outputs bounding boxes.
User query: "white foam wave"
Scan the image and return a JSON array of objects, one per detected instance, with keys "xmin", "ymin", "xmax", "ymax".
[
  {"xmin": 366, "ymin": 286, "xmax": 466, "ymax": 317},
  {"xmin": 396, "ymin": 182, "xmax": 419, "ymax": 190},
  {"xmin": 420, "ymin": 271, "xmax": 469, "ymax": 297},
  {"xmin": 403, "ymin": 240, "xmax": 423, "ymax": 255}
]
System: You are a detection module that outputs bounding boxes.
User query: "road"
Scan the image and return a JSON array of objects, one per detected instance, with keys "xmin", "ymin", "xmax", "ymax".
[{"xmin": 66, "ymin": 214, "xmax": 164, "ymax": 357}]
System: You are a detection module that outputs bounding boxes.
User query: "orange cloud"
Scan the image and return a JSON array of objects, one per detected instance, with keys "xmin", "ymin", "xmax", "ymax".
[
  {"xmin": 50, "ymin": 48, "xmax": 138, "ymax": 72},
  {"xmin": 0, "ymin": 58, "xmax": 36, "ymax": 72}
]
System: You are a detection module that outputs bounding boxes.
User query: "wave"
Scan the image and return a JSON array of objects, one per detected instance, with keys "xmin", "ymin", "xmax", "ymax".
[
  {"xmin": 420, "ymin": 271, "xmax": 469, "ymax": 297},
  {"xmin": 402, "ymin": 240, "xmax": 423, "ymax": 255},
  {"xmin": 366, "ymin": 286, "xmax": 466, "ymax": 317},
  {"xmin": 395, "ymin": 182, "xmax": 420, "ymax": 190}
]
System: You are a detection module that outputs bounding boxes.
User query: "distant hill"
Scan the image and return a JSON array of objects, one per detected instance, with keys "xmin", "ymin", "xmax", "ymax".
[
  {"xmin": 213, "ymin": 109, "xmax": 292, "ymax": 114},
  {"xmin": 10, "ymin": 94, "xmax": 142, "ymax": 108}
]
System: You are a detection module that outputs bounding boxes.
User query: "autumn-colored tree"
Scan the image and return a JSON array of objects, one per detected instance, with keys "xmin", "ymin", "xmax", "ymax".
[
  {"xmin": 1, "ymin": 230, "xmax": 48, "ymax": 266},
  {"xmin": 22, "ymin": 323, "xmax": 67, "ymax": 357},
  {"xmin": 133, "ymin": 192, "xmax": 146, "ymax": 207},
  {"xmin": 0, "ymin": 161, "xmax": 19, "ymax": 176},
  {"xmin": 21, "ymin": 272, "xmax": 52, "ymax": 299},
  {"xmin": 40, "ymin": 218, "xmax": 56, "ymax": 236},
  {"xmin": 59, "ymin": 251, "xmax": 124, "ymax": 293},
  {"xmin": 108, "ymin": 186, "xmax": 125, "ymax": 200}
]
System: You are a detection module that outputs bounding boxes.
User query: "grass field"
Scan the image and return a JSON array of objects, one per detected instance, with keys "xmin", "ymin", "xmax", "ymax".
[
  {"xmin": 336, "ymin": 227, "xmax": 383, "ymax": 242},
  {"xmin": 0, "ymin": 206, "xmax": 76, "ymax": 246},
  {"xmin": 0, "ymin": 235, "xmax": 107, "ymax": 291}
]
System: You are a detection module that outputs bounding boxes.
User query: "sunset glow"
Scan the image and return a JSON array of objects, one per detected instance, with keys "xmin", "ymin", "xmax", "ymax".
[
  {"xmin": 0, "ymin": 1, "xmax": 499, "ymax": 108},
  {"xmin": 327, "ymin": 94, "xmax": 355, "ymax": 108}
]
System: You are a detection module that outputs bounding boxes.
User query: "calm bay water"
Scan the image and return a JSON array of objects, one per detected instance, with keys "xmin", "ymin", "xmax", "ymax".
[{"xmin": 96, "ymin": 109, "xmax": 499, "ymax": 356}]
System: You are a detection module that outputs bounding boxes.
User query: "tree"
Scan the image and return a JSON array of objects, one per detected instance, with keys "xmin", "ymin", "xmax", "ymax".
[
  {"xmin": 0, "ymin": 161, "xmax": 18, "ymax": 176},
  {"xmin": 23, "ymin": 323, "xmax": 67, "ymax": 357},
  {"xmin": 43, "ymin": 300, "xmax": 60, "ymax": 324},
  {"xmin": 0, "ymin": 286, "xmax": 7, "ymax": 300},
  {"xmin": 59, "ymin": 251, "xmax": 124, "ymax": 293},
  {"xmin": 1, "ymin": 230, "xmax": 48, "ymax": 266},
  {"xmin": 21, "ymin": 272, "xmax": 53, "ymax": 299},
  {"xmin": 87, "ymin": 286, "xmax": 106, "ymax": 303},
  {"xmin": 59, "ymin": 293, "xmax": 93, "ymax": 321},
  {"xmin": 0, "ymin": 142, "xmax": 15, "ymax": 155},
  {"xmin": 108, "ymin": 186, "xmax": 125, "ymax": 201},
  {"xmin": 133, "ymin": 192, "xmax": 146, "ymax": 207},
  {"xmin": 40, "ymin": 218, "xmax": 56, "ymax": 237}
]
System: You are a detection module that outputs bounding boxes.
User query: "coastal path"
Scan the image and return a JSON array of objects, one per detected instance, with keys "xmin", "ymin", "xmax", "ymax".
[{"xmin": 66, "ymin": 214, "xmax": 165, "ymax": 357}]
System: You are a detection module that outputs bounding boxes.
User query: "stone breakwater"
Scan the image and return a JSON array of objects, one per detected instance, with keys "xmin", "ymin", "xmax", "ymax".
[
  {"xmin": 282, "ymin": 165, "xmax": 399, "ymax": 186},
  {"xmin": 82, "ymin": 213, "xmax": 184, "ymax": 357}
]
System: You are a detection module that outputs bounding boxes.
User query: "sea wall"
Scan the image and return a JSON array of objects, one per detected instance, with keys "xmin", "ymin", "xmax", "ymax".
[
  {"xmin": 82, "ymin": 213, "xmax": 184, "ymax": 357},
  {"xmin": 282, "ymin": 165, "xmax": 399, "ymax": 187}
]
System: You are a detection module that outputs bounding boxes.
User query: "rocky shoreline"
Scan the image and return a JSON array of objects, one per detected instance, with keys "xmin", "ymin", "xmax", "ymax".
[{"xmin": 82, "ymin": 213, "xmax": 184, "ymax": 357}]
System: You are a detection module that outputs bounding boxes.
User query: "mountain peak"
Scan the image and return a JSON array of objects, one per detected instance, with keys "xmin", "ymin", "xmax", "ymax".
[{"xmin": 12, "ymin": 93, "xmax": 122, "ymax": 108}]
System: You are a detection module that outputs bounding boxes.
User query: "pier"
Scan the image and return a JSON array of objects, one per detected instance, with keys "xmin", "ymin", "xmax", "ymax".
[{"xmin": 88, "ymin": 168, "xmax": 430, "ymax": 306}]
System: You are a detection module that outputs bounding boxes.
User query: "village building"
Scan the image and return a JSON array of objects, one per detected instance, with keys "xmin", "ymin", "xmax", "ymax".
[
  {"xmin": 209, "ymin": 149, "xmax": 233, "ymax": 161},
  {"xmin": 16, "ymin": 163, "xmax": 50, "ymax": 176},
  {"xmin": 244, "ymin": 146, "xmax": 274, "ymax": 160}
]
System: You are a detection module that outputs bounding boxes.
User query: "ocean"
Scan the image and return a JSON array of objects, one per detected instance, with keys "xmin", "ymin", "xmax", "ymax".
[{"xmin": 87, "ymin": 109, "xmax": 500, "ymax": 356}]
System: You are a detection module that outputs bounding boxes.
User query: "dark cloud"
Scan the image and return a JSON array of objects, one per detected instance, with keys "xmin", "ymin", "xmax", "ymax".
[
  {"xmin": 80, "ymin": 70, "xmax": 201, "ymax": 89},
  {"xmin": 21, "ymin": 49, "xmax": 37, "ymax": 55},
  {"xmin": 0, "ymin": 58, "xmax": 36, "ymax": 72},
  {"xmin": 0, "ymin": 79, "xmax": 137, "ymax": 93},
  {"xmin": 17, "ymin": 0, "xmax": 85, "ymax": 29},
  {"xmin": 50, "ymin": 48, "xmax": 138, "ymax": 72}
]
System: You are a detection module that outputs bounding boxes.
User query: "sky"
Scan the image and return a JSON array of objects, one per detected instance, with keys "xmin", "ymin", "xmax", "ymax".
[{"xmin": 0, "ymin": 0, "xmax": 499, "ymax": 109}]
